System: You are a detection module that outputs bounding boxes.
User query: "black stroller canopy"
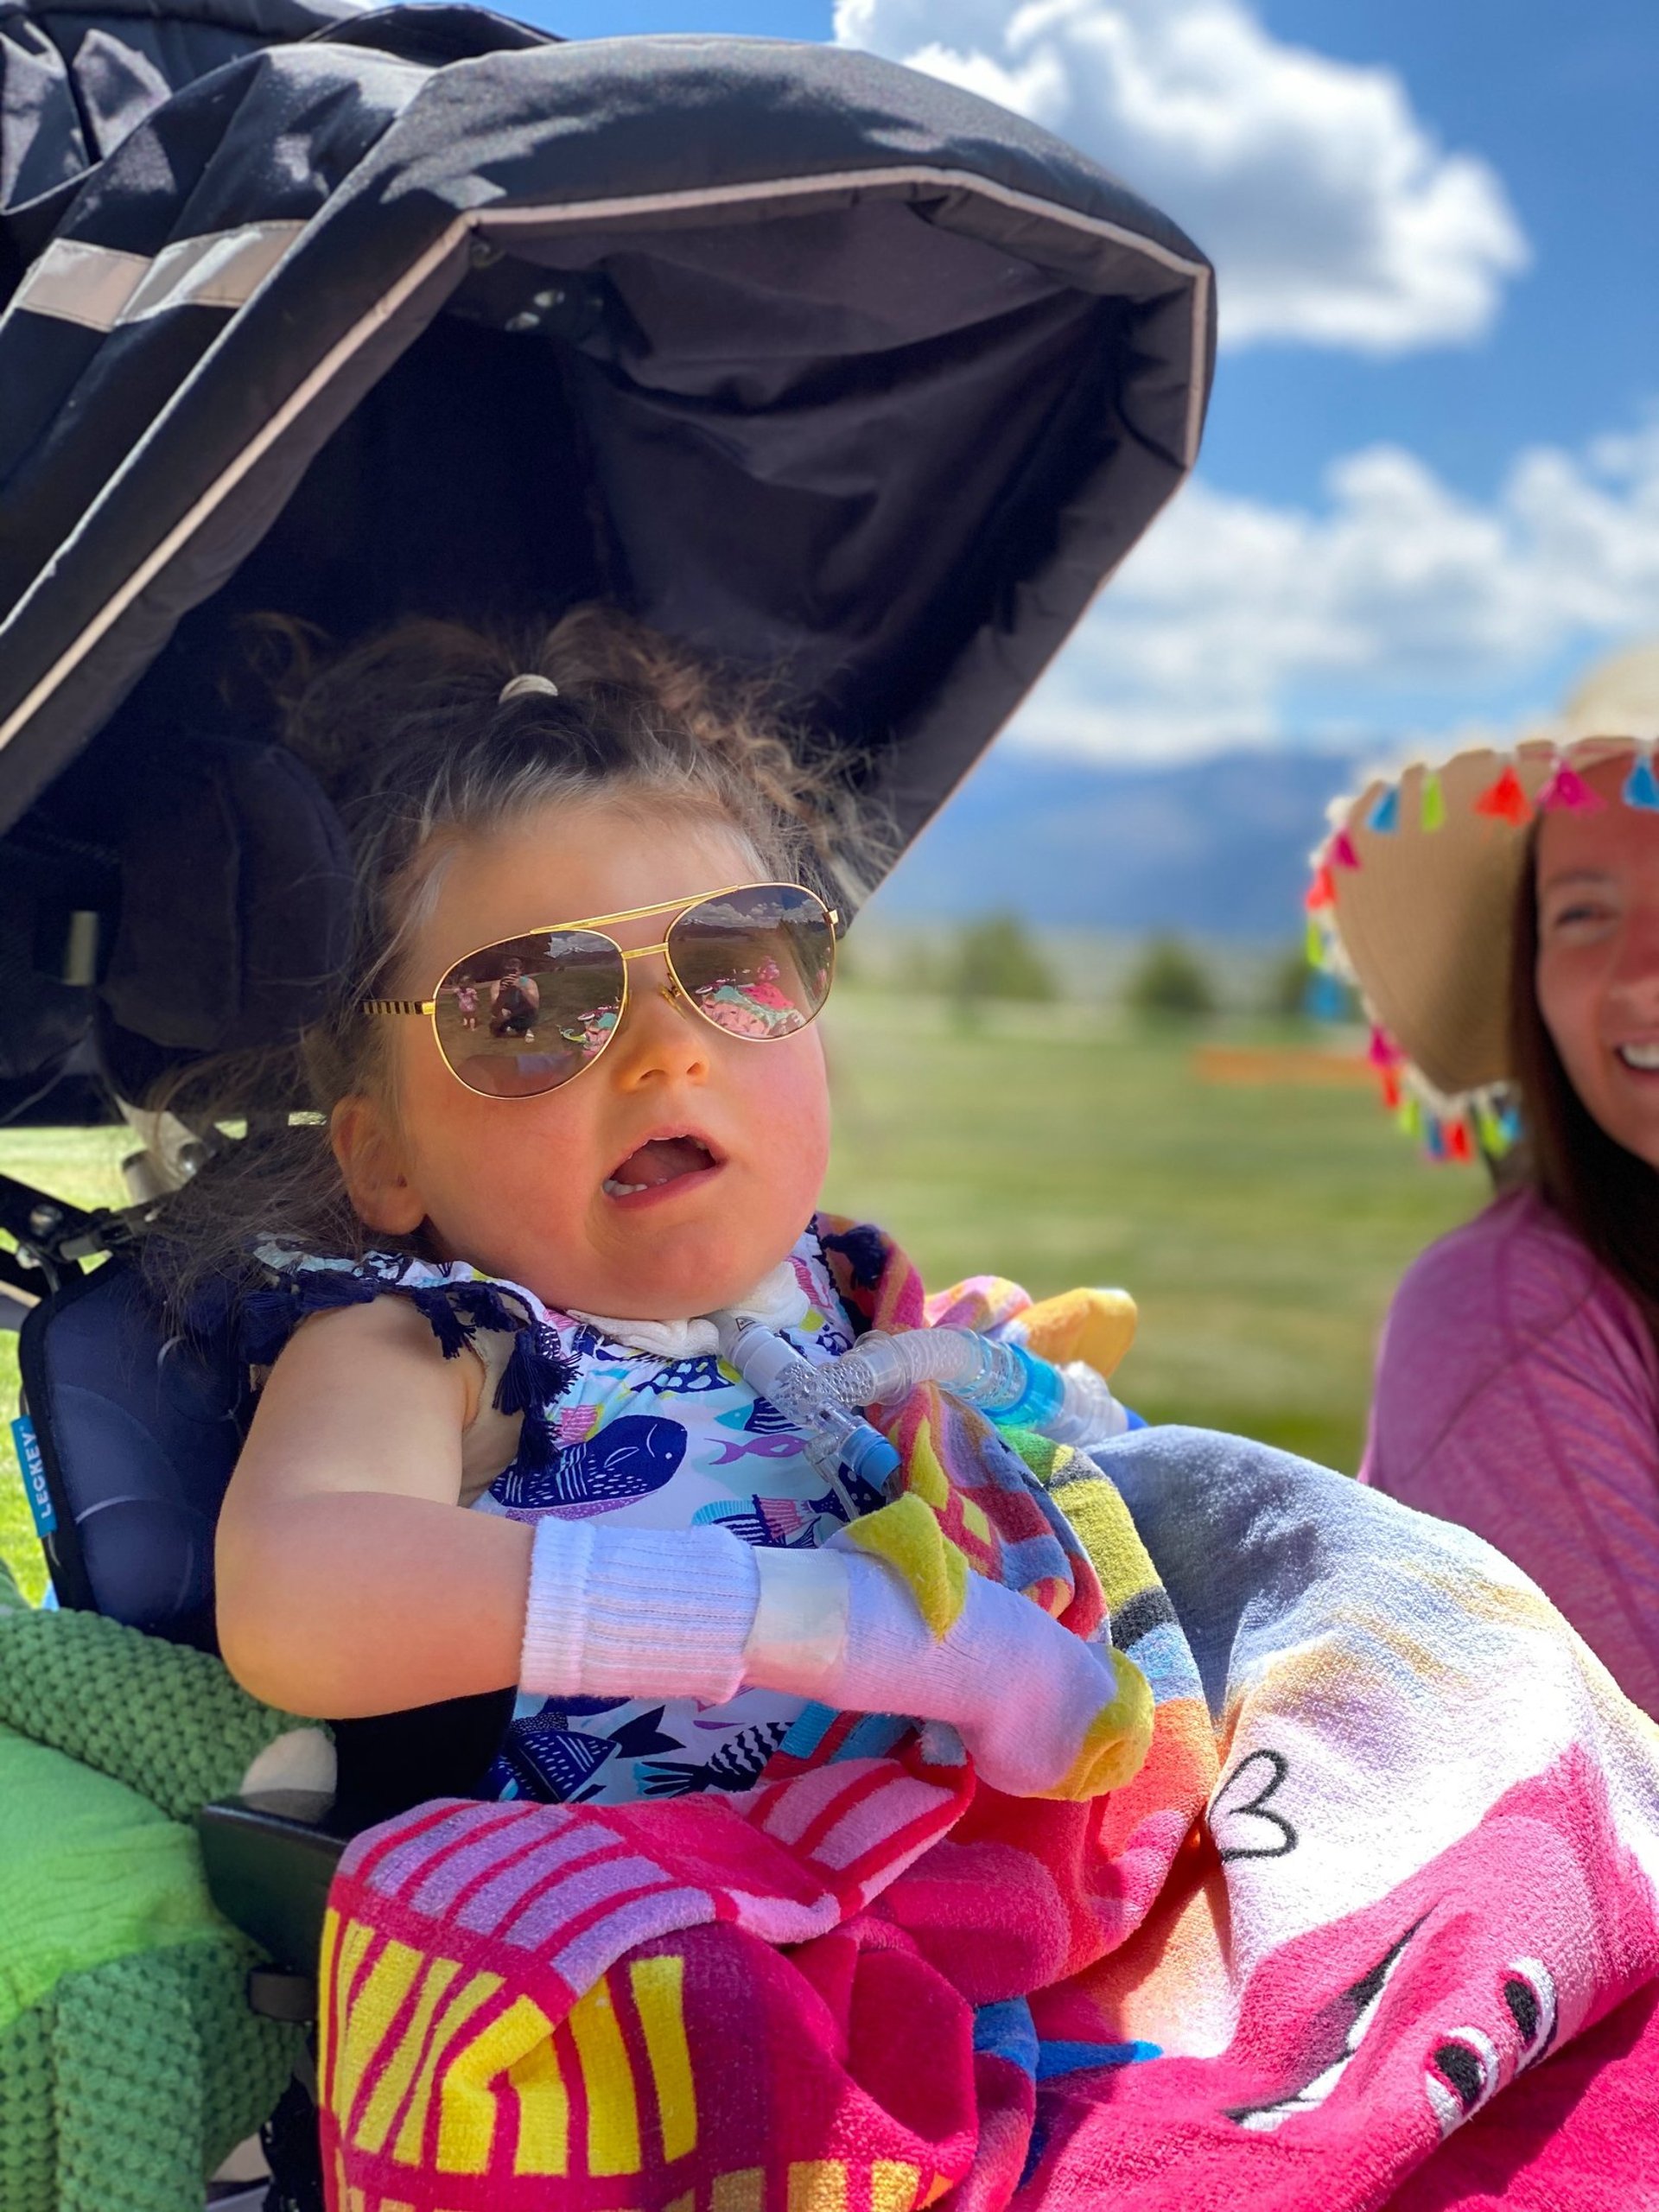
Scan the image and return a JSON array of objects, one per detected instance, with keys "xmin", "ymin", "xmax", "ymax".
[{"xmin": 0, "ymin": 0, "xmax": 1213, "ymax": 1104}]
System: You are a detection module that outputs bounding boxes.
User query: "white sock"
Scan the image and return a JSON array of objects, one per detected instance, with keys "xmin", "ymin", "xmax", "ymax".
[{"xmin": 519, "ymin": 1520, "xmax": 761, "ymax": 1705}]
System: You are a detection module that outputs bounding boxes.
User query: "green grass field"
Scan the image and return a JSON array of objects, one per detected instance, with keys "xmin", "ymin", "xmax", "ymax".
[{"xmin": 0, "ymin": 1000, "xmax": 1479, "ymax": 1605}]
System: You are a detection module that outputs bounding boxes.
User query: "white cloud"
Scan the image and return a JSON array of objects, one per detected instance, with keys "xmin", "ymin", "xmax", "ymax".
[
  {"xmin": 1005, "ymin": 419, "xmax": 1659, "ymax": 760},
  {"xmin": 836, "ymin": 0, "xmax": 1529, "ymax": 353}
]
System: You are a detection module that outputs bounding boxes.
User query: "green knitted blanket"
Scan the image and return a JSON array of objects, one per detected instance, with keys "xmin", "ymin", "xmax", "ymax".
[{"xmin": 0, "ymin": 1560, "xmax": 314, "ymax": 2211}]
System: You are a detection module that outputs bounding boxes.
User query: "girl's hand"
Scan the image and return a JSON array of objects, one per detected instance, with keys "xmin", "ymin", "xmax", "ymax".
[
  {"xmin": 518, "ymin": 1518, "xmax": 1133, "ymax": 1801},
  {"xmin": 793, "ymin": 1545, "xmax": 1131, "ymax": 1801},
  {"xmin": 216, "ymin": 1298, "xmax": 531, "ymax": 1718}
]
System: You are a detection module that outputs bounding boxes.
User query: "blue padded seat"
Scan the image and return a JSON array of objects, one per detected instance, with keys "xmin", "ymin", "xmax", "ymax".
[
  {"xmin": 18, "ymin": 1256, "xmax": 514, "ymax": 1820},
  {"xmin": 19, "ymin": 1261, "xmax": 248, "ymax": 1651}
]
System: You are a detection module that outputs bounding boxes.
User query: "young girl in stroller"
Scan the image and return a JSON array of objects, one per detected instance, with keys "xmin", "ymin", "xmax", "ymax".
[{"xmin": 198, "ymin": 606, "xmax": 1126, "ymax": 1810}]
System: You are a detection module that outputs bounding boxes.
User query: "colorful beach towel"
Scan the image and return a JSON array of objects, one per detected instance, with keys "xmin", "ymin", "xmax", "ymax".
[{"xmin": 317, "ymin": 1238, "xmax": 1659, "ymax": 2212}]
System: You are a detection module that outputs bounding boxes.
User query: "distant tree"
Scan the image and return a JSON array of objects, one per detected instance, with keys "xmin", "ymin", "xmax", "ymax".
[
  {"xmin": 1126, "ymin": 933, "xmax": 1215, "ymax": 1020},
  {"xmin": 1265, "ymin": 944, "xmax": 1315, "ymax": 1019},
  {"xmin": 900, "ymin": 936, "xmax": 946, "ymax": 995},
  {"xmin": 951, "ymin": 912, "xmax": 1056, "ymax": 1005}
]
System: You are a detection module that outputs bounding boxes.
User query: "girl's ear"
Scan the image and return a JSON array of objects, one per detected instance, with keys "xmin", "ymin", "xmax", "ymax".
[{"xmin": 331, "ymin": 1092, "xmax": 426, "ymax": 1236}]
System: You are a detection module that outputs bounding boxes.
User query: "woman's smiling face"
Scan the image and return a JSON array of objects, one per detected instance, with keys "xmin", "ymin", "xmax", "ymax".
[
  {"xmin": 1535, "ymin": 755, "xmax": 1659, "ymax": 1171},
  {"xmin": 332, "ymin": 798, "xmax": 832, "ymax": 1319}
]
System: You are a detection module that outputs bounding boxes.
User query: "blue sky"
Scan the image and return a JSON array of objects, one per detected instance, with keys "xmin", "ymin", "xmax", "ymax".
[{"xmin": 517, "ymin": 0, "xmax": 1659, "ymax": 760}]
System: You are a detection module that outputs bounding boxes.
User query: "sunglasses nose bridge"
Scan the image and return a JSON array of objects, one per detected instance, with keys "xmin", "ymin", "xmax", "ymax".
[
  {"xmin": 616, "ymin": 936, "xmax": 677, "ymax": 1001},
  {"xmin": 610, "ymin": 938, "xmax": 696, "ymax": 1024}
]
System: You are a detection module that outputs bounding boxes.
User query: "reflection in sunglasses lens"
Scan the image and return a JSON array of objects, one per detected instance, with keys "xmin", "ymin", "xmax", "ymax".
[
  {"xmin": 669, "ymin": 886, "xmax": 834, "ymax": 1040},
  {"xmin": 429, "ymin": 890, "xmax": 833, "ymax": 1095},
  {"xmin": 435, "ymin": 930, "xmax": 626, "ymax": 1097}
]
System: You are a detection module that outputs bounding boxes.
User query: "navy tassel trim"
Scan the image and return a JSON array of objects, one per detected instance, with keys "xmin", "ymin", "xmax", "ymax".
[
  {"xmin": 407, "ymin": 1286, "xmax": 479, "ymax": 1362},
  {"xmin": 495, "ymin": 1321, "xmax": 581, "ymax": 1418},
  {"xmin": 503, "ymin": 1410, "xmax": 563, "ymax": 1480},
  {"xmin": 243, "ymin": 1266, "xmax": 532, "ymax": 1370},
  {"xmin": 240, "ymin": 1272, "xmax": 378, "ymax": 1367},
  {"xmin": 493, "ymin": 1320, "xmax": 581, "ymax": 1483},
  {"xmin": 443, "ymin": 1281, "xmax": 529, "ymax": 1338}
]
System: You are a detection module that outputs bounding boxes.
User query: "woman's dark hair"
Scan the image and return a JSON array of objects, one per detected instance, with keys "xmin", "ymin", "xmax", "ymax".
[
  {"xmin": 1508, "ymin": 825, "xmax": 1659, "ymax": 1335},
  {"xmin": 143, "ymin": 604, "xmax": 879, "ymax": 1315}
]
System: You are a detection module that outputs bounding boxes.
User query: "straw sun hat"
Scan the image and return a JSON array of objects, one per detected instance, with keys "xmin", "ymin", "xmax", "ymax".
[{"xmin": 1307, "ymin": 646, "xmax": 1659, "ymax": 1163}]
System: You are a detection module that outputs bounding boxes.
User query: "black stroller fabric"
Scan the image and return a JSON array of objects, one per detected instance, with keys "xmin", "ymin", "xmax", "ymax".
[{"xmin": 0, "ymin": 0, "xmax": 1213, "ymax": 1088}]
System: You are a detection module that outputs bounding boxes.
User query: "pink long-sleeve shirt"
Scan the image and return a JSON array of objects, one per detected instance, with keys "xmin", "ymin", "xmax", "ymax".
[{"xmin": 1361, "ymin": 1187, "xmax": 1659, "ymax": 1718}]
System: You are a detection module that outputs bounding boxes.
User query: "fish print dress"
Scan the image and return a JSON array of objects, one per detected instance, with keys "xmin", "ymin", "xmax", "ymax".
[{"xmin": 252, "ymin": 1221, "xmax": 873, "ymax": 1808}]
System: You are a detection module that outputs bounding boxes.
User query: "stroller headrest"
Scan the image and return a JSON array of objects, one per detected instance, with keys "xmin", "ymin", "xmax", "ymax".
[
  {"xmin": 0, "ymin": 730, "xmax": 352, "ymax": 1109},
  {"xmin": 0, "ymin": 836, "xmax": 105, "ymax": 1116},
  {"xmin": 99, "ymin": 732, "xmax": 353, "ymax": 1096}
]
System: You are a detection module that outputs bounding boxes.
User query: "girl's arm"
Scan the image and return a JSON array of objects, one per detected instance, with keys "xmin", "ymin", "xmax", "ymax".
[
  {"xmin": 216, "ymin": 1298, "xmax": 531, "ymax": 1719},
  {"xmin": 218, "ymin": 1298, "xmax": 1132, "ymax": 1796}
]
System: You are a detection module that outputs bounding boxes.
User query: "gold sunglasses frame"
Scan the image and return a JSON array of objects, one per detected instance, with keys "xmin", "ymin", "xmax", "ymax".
[{"xmin": 361, "ymin": 880, "xmax": 840, "ymax": 1098}]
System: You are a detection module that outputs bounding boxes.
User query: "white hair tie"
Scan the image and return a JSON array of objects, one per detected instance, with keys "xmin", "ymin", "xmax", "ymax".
[{"xmin": 499, "ymin": 673, "xmax": 560, "ymax": 703}]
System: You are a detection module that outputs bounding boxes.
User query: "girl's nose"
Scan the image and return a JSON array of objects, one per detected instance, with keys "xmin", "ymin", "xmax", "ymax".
[{"xmin": 607, "ymin": 962, "xmax": 709, "ymax": 1086}]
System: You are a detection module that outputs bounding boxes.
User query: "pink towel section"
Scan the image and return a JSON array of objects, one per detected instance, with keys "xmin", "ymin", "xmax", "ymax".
[
  {"xmin": 317, "ymin": 1419, "xmax": 1659, "ymax": 2212},
  {"xmin": 1362, "ymin": 1189, "xmax": 1659, "ymax": 1719}
]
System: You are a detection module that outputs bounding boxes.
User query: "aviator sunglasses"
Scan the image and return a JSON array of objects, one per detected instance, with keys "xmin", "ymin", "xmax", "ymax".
[{"xmin": 363, "ymin": 880, "xmax": 838, "ymax": 1099}]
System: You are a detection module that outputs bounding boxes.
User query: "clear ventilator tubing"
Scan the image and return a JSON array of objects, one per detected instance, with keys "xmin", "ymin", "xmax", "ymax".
[
  {"xmin": 823, "ymin": 1330, "xmax": 1130, "ymax": 1450},
  {"xmin": 825, "ymin": 1328, "xmax": 1023, "ymax": 1413},
  {"xmin": 717, "ymin": 1313, "xmax": 1131, "ymax": 1473}
]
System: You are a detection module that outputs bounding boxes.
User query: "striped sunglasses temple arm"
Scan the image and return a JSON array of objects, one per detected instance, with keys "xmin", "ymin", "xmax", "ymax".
[{"xmin": 361, "ymin": 997, "xmax": 435, "ymax": 1016}]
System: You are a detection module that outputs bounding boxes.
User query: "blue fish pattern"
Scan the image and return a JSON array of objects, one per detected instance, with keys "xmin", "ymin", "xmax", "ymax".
[
  {"xmin": 489, "ymin": 1414, "xmax": 686, "ymax": 1517},
  {"xmin": 470, "ymin": 1226, "xmax": 856, "ymax": 1802}
]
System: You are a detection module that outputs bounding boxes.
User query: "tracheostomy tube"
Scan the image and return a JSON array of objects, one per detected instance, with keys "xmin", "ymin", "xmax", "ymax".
[{"xmin": 714, "ymin": 1314, "xmax": 902, "ymax": 1520}]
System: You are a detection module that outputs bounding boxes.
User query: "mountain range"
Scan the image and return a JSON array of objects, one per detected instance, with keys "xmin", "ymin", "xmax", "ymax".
[{"xmin": 874, "ymin": 745, "xmax": 1374, "ymax": 944}]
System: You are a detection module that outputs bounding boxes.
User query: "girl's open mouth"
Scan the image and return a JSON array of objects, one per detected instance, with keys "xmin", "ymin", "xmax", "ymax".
[{"xmin": 601, "ymin": 1133, "xmax": 723, "ymax": 1205}]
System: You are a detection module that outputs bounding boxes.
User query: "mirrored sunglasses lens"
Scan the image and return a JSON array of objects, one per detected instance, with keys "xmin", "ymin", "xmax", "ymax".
[
  {"xmin": 434, "ymin": 931, "xmax": 625, "ymax": 1097},
  {"xmin": 668, "ymin": 885, "xmax": 834, "ymax": 1039}
]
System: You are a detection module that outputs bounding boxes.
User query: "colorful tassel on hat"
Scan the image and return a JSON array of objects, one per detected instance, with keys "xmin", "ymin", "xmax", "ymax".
[
  {"xmin": 1421, "ymin": 769, "xmax": 1446, "ymax": 831},
  {"xmin": 1309, "ymin": 970, "xmax": 1350, "ymax": 1021},
  {"xmin": 1396, "ymin": 1092, "xmax": 1422, "ymax": 1140},
  {"xmin": 1445, "ymin": 1118, "xmax": 1474, "ymax": 1165},
  {"xmin": 1305, "ymin": 915, "xmax": 1325, "ymax": 967},
  {"xmin": 1329, "ymin": 829, "xmax": 1362, "ymax": 870},
  {"xmin": 1379, "ymin": 1066, "xmax": 1402, "ymax": 1111},
  {"xmin": 1367, "ymin": 785, "xmax": 1401, "ymax": 834},
  {"xmin": 1474, "ymin": 764, "xmax": 1532, "ymax": 825},
  {"xmin": 1305, "ymin": 864, "xmax": 1336, "ymax": 912},
  {"xmin": 1537, "ymin": 759, "xmax": 1605, "ymax": 813},
  {"xmin": 1624, "ymin": 751, "xmax": 1659, "ymax": 811},
  {"xmin": 1370, "ymin": 1032, "xmax": 1399, "ymax": 1070},
  {"xmin": 1476, "ymin": 1100, "xmax": 1515, "ymax": 1158}
]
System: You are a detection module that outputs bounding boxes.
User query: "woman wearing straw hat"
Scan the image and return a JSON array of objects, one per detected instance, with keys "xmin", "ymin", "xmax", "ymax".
[{"xmin": 1311, "ymin": 648, "xmax": 1659, "ymax": 1719}]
